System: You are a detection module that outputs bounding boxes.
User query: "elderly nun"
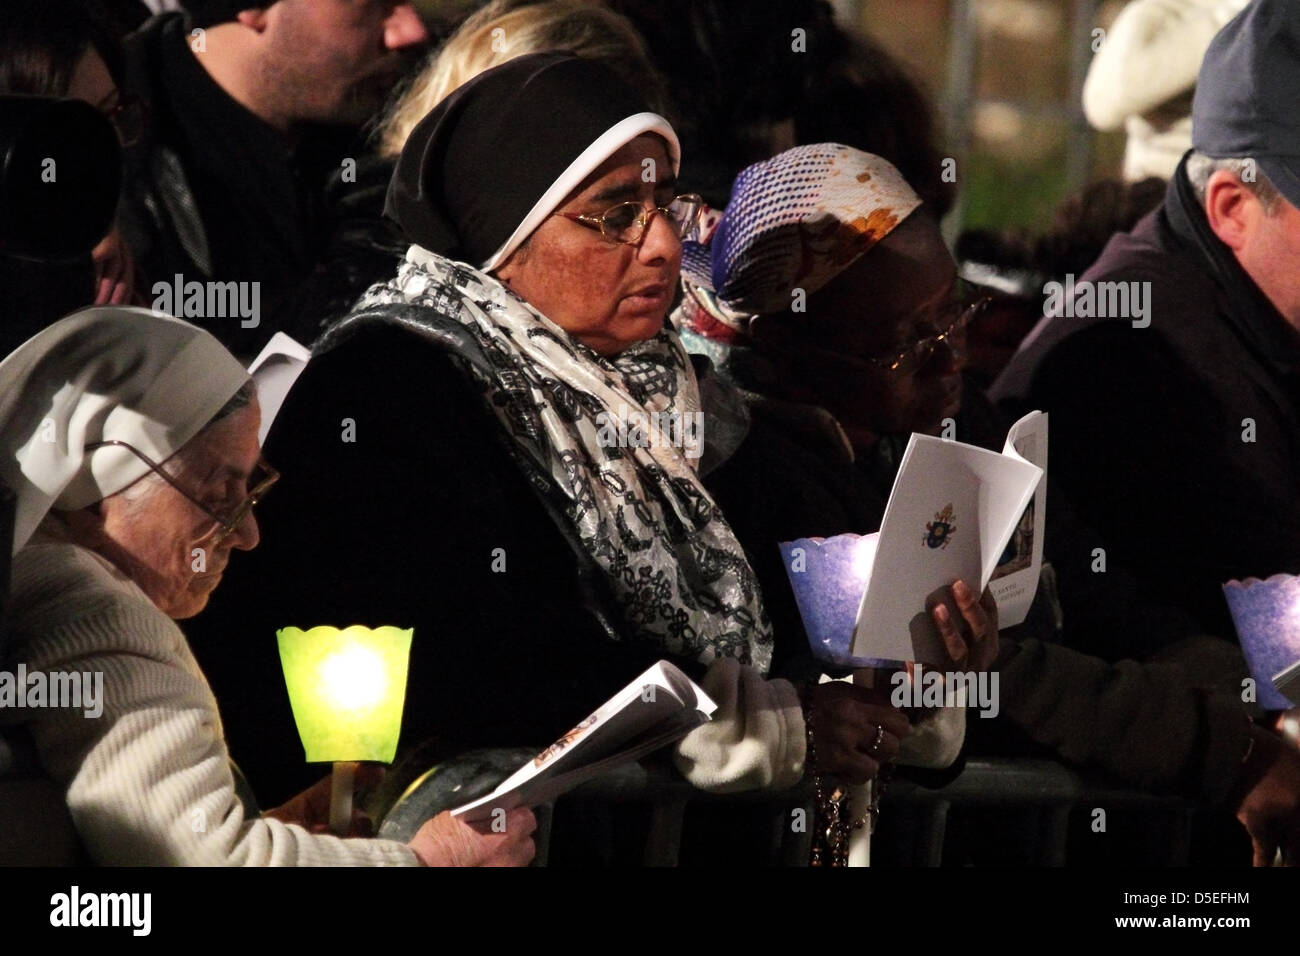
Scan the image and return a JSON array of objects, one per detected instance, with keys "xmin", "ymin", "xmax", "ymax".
[
  {"xmin": 0, "ymin": 307, "xmax": 534, "ymax": 865},
  {"xmin": 195, "ymin": 53, "xmax": 920, "ymax": 813}
]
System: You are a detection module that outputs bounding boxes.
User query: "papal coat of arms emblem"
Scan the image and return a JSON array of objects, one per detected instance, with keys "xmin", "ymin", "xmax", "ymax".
[{"xmin": 924, "ymin": 504, "xmax": 956, "ymax": 550}]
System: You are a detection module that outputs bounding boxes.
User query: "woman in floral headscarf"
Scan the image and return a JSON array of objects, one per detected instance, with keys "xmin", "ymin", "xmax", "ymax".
[{"xmin": 682, "ymin": 143, "xmax": 1292, "ymax": 867}]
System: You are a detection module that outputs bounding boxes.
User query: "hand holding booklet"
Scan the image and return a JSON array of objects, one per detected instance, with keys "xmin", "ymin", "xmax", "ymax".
[
  {"xmin": 451, "ymin": 661, "xmax": 716, "ymax": 823},
  {"xmin": 850, "ymin": 411, "xmax": 1046, "ymax": 664},
  {"xmin": 780, "ymin": 412, "xmax": 1046, "ymax": 668}
]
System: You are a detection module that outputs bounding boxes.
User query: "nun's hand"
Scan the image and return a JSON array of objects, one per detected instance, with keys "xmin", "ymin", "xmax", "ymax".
[
  {"xmin": 805, "ymin": 682, "xmax": 911, "ymax": 785},
  {"xmin": 933, "ymin": 579, "xmax": 999, "ymax": 672},
  {"xmin": 409, "ymin": 808, "xmax": 537, "ymax": 867},
  {"xmin": 264, "ymin": 763, "xmax": 385, "ymax": 836}
]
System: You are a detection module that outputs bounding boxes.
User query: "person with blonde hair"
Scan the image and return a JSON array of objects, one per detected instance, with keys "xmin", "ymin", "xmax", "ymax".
[
  {"xmin": 378, "ymin": 0, "xmax": 666, "ymax": 159},
  {"xmin": 286, "ymin": 0, "xmax": 669, "ymax": 342}
]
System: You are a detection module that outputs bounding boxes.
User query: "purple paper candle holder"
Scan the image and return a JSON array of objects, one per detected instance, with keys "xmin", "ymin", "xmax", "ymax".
[
  {"xmin": 779, "ymin": 533, "xmax": 895, "ymax": 669},
  {"xmin": 1223, "ymin": 574, "xmax": 1300, "ymax": 711}
]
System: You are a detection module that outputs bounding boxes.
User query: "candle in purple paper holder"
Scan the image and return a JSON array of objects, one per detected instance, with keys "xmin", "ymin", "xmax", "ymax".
[
  {"xmin": 779, "ymin": 533, "xmax": 882, "ymax": 668},
  {"xmin": 1222, "ymin": 575, "xmax": 1300, "ymax": 711}
]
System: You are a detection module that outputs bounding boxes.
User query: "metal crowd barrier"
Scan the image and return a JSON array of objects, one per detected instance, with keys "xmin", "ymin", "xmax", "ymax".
[
  {"xmin": 376, "ymin": 751, "xmax": 1198, "ymax": 867},
  {"xmin": 0, "ymin": 745, "xmax": 1200, "ymax": 865},
  {"xmin": 879, "ymin": 758, "xmax": 1195, "ymax": 866}
]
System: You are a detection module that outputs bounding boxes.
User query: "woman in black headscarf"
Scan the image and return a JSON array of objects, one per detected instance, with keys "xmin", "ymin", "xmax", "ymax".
[{"xmin": 195, "ymin": 53, "xmax": 916, "ymax": 810}]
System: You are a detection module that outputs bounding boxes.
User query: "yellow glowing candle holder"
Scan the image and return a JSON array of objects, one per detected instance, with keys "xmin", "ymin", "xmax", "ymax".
[{"xmin": 277, "ymin": 625, "xmax": 413, "ymax": 835}]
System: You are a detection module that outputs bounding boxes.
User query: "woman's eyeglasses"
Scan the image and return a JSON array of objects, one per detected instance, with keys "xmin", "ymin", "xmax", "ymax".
[
  {"xmin": 556, "ymin": 193, "xmax": 704, "ymax": 246},
  {"xmin": 864, "ymin": 294, "xmax": 992, "ymax": 375},
  {"xmin": 86, "ymin": 439, "xmax": 279, "ymax": 549}
]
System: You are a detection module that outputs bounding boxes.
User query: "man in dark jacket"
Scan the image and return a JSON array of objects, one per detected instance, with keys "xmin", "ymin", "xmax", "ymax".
[
  {"xmin": 992, "ymin": 0, "xmax": 1300, "ymax": 644},
  {"xmin": 118, "ymin": 1, "xmax": 427, "ymax": 356}
]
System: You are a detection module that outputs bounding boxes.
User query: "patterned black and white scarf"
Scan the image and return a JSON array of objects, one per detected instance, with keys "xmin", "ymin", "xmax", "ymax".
[{"xmin": 350, "ymin": 244, "xmax": 773, "ymax": 671}]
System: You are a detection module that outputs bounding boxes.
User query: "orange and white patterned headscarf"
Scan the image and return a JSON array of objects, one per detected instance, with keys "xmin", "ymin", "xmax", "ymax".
[{"xmin": 679, "ymin": 145, "xmax": 923, "ymax": 335}]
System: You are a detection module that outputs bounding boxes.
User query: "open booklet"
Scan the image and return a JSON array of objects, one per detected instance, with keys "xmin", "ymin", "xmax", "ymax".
[
  {"xmin": 987, "ymin": 411, "xmax": 1049, "ymax": 626},
  {"xmin": 451, "ymin": 661, "xmax": 716, "ymax": 824},
  {"xmin": 850, "ymin": 411, "xmax": 1046, "ymax": 664}
]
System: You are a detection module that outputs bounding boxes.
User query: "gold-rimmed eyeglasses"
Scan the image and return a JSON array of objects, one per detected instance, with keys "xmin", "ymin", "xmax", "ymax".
[
  {"xmin": 86, "ymin": 439, "xmax": 279, "ymax": 549},
  {"xmin": 864, "ymin": 293, "xmax": 992, "ymax": 375},
  {"xmin": 556, "ymin": 193, "xmax": 704, "ymax": 246}
]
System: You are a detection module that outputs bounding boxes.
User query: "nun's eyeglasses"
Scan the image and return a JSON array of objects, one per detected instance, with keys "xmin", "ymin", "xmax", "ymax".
[
  {"xmin": 86, "ymin": 439, "xmax": 279, "ymax": 548},
  {"xmin": 557, "ymin": 194, "xmax": 704, "ymax": 246}
]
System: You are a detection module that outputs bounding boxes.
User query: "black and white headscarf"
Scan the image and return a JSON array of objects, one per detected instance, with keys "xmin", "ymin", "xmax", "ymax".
[{"xmin": 351, "ymin": 244, "xmax": 773, "ymax": 671}]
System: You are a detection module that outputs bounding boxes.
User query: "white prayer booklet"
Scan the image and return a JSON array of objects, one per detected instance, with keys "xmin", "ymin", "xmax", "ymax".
[
  {"xmin": 451, "ymin": 661, "xmax": 717, "ymax": 824},
  {"xmin": 247, "ymin": 331, "xmax": 311, "ymax": 445},
  {"xmin": 849, "ymin": 411, "xmax": 1045, "ymax": 664},
  {"xmin": 987, "ymin": 411, "xmax": 1048, "ymax": 627}
]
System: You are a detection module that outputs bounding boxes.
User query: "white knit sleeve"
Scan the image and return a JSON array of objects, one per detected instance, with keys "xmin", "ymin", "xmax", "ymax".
[
  {"xmin": 898, "ymin": 704, "xmax": 966, "ymax": 769},
  {"xmin": 8, "ymin": 548, "xmax": 418, "ymax": 866},
  {"xmin": 671, "ymin": 658, "xmax": 806, "ymax": 793}
]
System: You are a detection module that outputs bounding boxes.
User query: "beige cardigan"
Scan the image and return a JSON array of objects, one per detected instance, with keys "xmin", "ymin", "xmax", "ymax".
[{"xmin": 2, "ymin": 525, "xmax": 418, "ymax": 865}]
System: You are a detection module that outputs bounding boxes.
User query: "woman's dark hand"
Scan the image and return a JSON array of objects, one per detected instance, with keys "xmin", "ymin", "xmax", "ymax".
[
  {"xmin": 806, "ymin": 681, "xmax": 911, "ymax": 784},
  {"xmin": 933, "ymin": 578, "xmax": 999, "ymax": 672}
]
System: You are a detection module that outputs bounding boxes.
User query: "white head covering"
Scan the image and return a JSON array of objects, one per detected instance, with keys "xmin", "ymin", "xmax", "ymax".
[
  {"xmin": 0, "ymin": 306, "xmax": 251, "ymax": 555},
  {"xmin": 681, "ymin": 144, "xmax": 924, "ymax": 319}
]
